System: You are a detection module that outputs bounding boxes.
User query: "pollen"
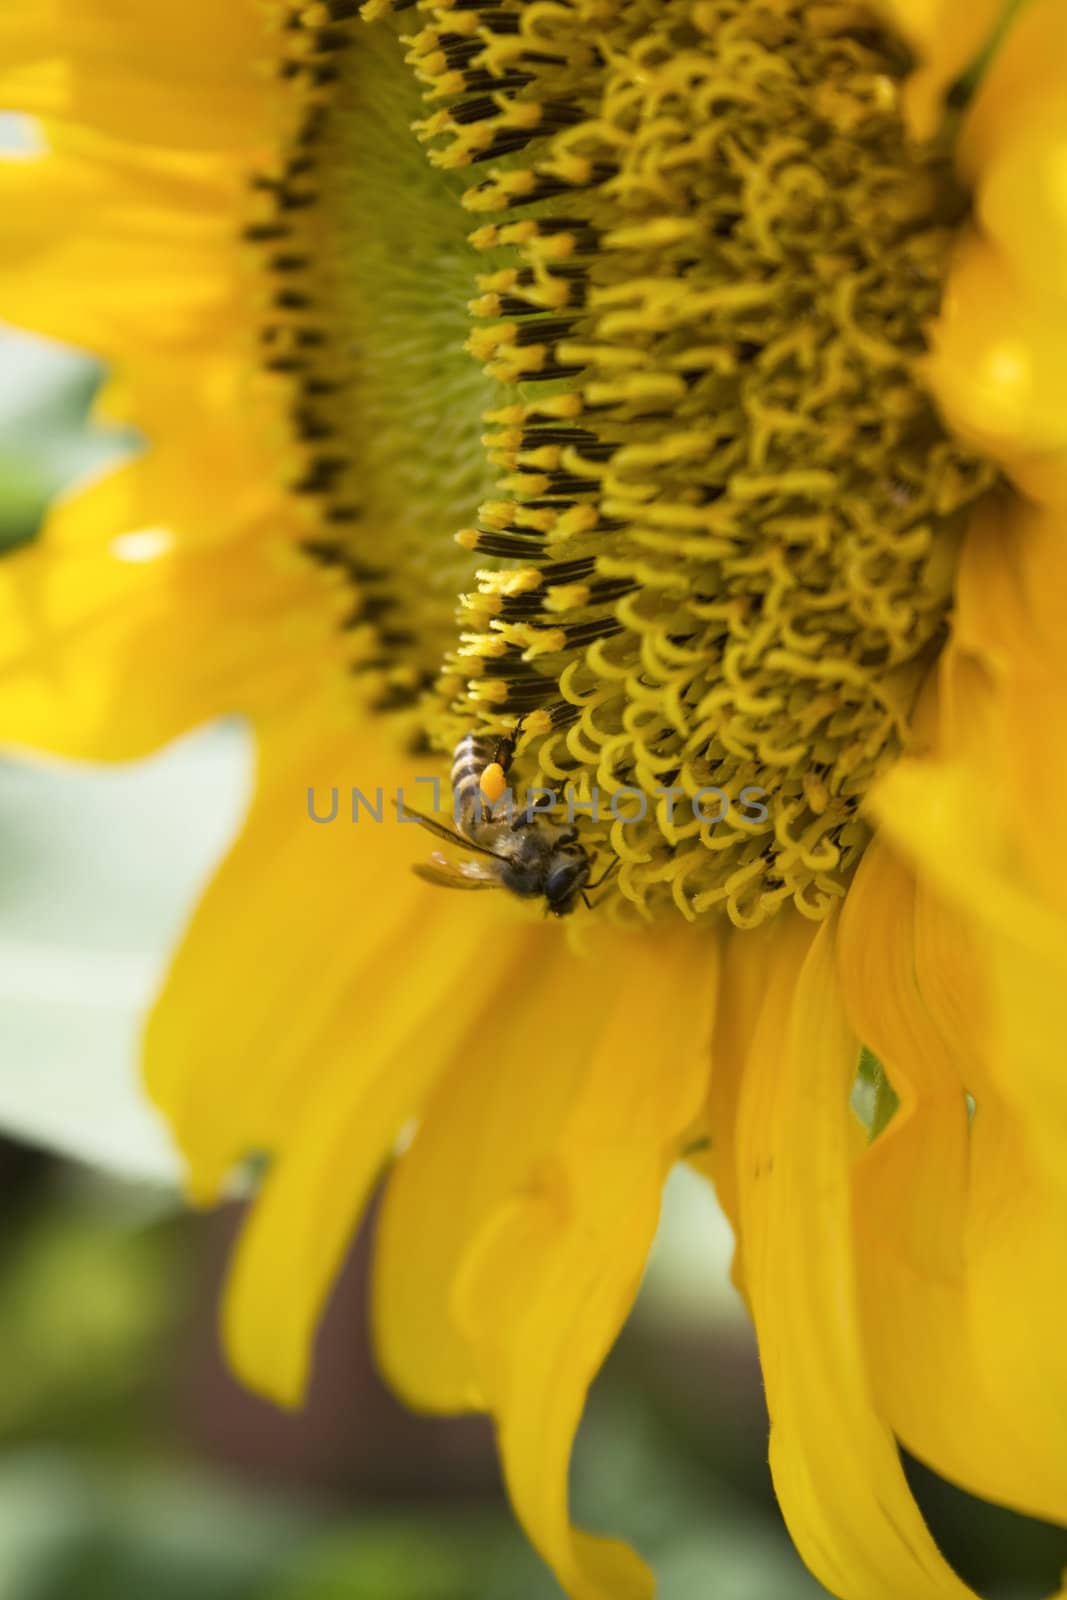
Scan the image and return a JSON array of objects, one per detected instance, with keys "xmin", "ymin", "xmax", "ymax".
[
  {"xmin": 480, "ymin": 761, "xmax": 508, "ymax": 805},
  {"xmin": 249, "ymin": 0, "xmax": 997, "ymax": 928}
]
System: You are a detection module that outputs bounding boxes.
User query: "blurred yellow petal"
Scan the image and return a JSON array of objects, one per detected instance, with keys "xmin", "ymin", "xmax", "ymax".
[
  {"xmin": 0, "ymin": 140, "xmax": 244, "ymax": 358},
  {"xmin": 445, "ymin": 926, "xmax": 716, "ymax": 1600},
  {"xmin": 724, "ymin": 913, "xmax": 976, "ymax": 1600},
  {"xmin": 873, "ymin": 0, "xmax": 1003, "ymax": 136},
  {"xmin": 0, "ymin": 463, "xmax": 340, "ymax": 760},
  {"xmin": 0, "ymin": 0, "xmax": 275, "ymax": 148},
  {"xmin": 956, "ymin": 0, "xmax": 1067, "ymax": 191},
  {"xmin": 928, "ymin": 238, "xmax": 1067, "ymax": 505},
  {"xmin": 929, "ymin": 1, "xmax": 1067, "ymax": 501}
]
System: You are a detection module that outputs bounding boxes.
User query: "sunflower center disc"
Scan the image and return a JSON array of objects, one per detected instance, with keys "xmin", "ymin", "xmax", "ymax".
[{"xmin": 248, "ymin": 0, "xmax": 996, "ymax": 927}]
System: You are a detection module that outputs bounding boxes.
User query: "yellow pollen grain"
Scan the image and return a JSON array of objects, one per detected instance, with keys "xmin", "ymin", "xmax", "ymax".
[{"xmin": 480, "ymin": 761, "xmax": 508, "ymax": 804}]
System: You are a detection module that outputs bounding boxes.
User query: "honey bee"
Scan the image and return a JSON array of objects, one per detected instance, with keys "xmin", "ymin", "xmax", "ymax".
[{"xmin": 399, "ymin": 727, "xmax": 614, "ymax": 917}]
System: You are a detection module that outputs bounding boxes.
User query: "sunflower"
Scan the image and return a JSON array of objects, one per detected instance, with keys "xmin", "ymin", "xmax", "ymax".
[{"xmin": 1, "ymin": 0, "xmax": 1065, "ymax": 1594}]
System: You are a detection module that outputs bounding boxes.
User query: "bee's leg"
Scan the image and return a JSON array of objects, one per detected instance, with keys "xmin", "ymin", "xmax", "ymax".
[
  {"xmin": 486, "ymin": 714, "xmax": 533, "ymax": 830},
  {"xmin": 490, "ymin": 739, "xmax": 514, "ymax": 786},
  {"xmin": 493, "ymin": 711, "xmax": 528, "ymax": 774},
  {"xmin": 585, "ymin": 855, "xmax": 621, "ymax": 893}
]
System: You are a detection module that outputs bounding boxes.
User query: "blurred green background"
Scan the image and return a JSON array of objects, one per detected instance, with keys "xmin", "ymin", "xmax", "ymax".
[{"xmin": 0, "ymin": 318, "xmax": 1066, "ymax": 1600}]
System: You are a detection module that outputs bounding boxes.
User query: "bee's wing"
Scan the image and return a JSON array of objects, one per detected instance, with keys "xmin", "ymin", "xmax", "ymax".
[
  {"xmin": 395, "ymin": 799, "xmax": 504, "ymax": 860},
  {"xmin": 413, "ymin": 859, "xmax": 500, "ymax": 891}
]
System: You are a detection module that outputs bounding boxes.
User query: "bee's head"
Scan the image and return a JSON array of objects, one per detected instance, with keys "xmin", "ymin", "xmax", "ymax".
[{"xmin": 542, "ymin": 845, "xmax": 591, "ymax": 917}]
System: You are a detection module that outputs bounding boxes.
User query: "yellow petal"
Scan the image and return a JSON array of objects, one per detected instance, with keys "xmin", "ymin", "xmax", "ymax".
[
  {"xmin": 440, "ymin": 925, "xmax": 717, "ymax": 1600},
  {"xmin": 873, "ymin": 0, "xmax": 1003, "ymax": 137},
  {"xmin": 956, "ymin": 0, "xmax": 1067, "ymax": 194},
  {"xmin": 0, "ymin": 1, "xmax": 276, "ymax": 149},
  {"xmin": 927, "ymin": 238, "xmax": 1067, "ymax": 506},
  {"xmin": 374, "ymin": 923, "xmax": 654, "ymax": 1413},
  {"xmin": 0, "ymin": 462, "xmax": 341, "ymax": 761},
  {"xmin": 221, "ymin": 903, "xmax": 525, "ymax": 1408},
  {"xmin": 863, "ymin": 490, "xmax": 1067, "ymax": 1516},
  {"xmin": 145, "ymin": 705, "xmax": 524, "ymax": 1201},
  {"xmin": 148, "ymin": 703, "xmax": 532, "ymax": 1406},
  {"xmin": 702, "ymin": 924, "xmax": 771, "ymax": 1304},
  {"xmin": 721, "ymin": 912, "xmax": 977, "ymax": 1600},
  {"xmin": 915, "ymin": 875, "xmax": 1067, "ymax": 1514},
  {"xmin": 840, "ymin": 839, "xmax": 1067, "ymax": 1521},
  {"xmin": 928, "ymin": 2, "xmax": 1067, "ymax": 503},
  {"xmin": 875, "ymin": 757, "xmax": 1067, "ymax": 1160},
  {"xmin": 952, "ymin": 495, "xmax": 1067, "ymax": 914},
  {"xmin": 0, "ymin": 138, "xmax": 243, "ymax": 358},
  {"xmin": 871, "ymin": 497, "xmax": 1067, "ymax": 1186}
]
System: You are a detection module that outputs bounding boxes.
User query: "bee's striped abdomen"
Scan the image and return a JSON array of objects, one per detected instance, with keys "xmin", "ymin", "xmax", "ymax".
[{"xmin": 451, "ymin": 732, "xmax": 504, "ymax": 839}]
